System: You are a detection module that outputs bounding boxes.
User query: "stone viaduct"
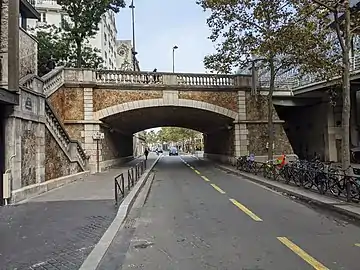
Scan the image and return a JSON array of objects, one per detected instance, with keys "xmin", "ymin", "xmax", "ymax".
[
  {"xmin": 45, "ymin": 68, "xmax": 294, "ymax": 173},
  {"xmin": 3, "ymin": 0, "xmax": 360, "ymax": 206},
  {"xmin": 5, "ymin": 63, "xmax": 360, "ymax": 204}
]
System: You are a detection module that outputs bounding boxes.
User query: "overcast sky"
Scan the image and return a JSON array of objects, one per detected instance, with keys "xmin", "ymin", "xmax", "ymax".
[{"xmin": 115, "ymin": 0, "xmax": 215, "ymax": 74}]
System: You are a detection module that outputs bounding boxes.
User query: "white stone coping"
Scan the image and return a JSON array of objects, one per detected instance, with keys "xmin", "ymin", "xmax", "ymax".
[{"xmin": 12, "ymin": 171, "xmax": 90, "ymax": 204}]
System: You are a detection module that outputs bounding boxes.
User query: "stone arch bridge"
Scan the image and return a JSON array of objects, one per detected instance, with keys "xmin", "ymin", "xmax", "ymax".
[{"xmin": 45, "ymin": 68, "xmax": 293, "ymax": 172}]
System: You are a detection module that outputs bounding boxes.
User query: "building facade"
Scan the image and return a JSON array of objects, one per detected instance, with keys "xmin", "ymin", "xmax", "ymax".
[
  {"xmin": 116, "ymin": 40, "xmax": 140, "ymax": 71},
  {"xmin": 1, "ymin": 0, "xmax": 40, "ymax": 205},
  {"xmin": 27, "ymin": 0, "xmax": 118, "ymax": 69}
]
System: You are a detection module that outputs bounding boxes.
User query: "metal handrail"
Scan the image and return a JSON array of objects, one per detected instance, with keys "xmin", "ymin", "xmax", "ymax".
[{"xmin": 114, "ymin": 159, "xmax": 148, "ymax": 205}]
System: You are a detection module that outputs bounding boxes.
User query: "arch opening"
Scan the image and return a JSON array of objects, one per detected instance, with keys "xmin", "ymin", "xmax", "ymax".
[{"xmin": 97, "ymin": 105, "xmax": 237, "ymax": 166}]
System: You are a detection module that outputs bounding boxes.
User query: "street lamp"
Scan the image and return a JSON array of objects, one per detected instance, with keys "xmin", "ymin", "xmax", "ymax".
[
  {"xmin": 129, "ymin": 0, "xmax": 137, "ymax": 71},
  {"xmin": 172, "ymin": 45, "xmax": 178, "ymax": 73}
]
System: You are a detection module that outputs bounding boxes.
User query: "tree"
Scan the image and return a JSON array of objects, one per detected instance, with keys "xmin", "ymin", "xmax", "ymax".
[
  {"xmin": 198, "ymin": 0, "xmax": 336, "ymax": 161},
  {"xmin": 57, "ymin": 0, "xmax": 125, "ymax": 67},
  {"xmin": 299, "ymin": 0, "xmax": 359, "ymax": 173},
  {"xmin": 157, "ymin": 127, "xmax": 202, "ymax": 152},
  {"xmin": 66, "ymin": 42, "xmax": 104, "ymax": 69},
  {"xmin": 145, "ymin": 130, "xmax": 159, "ymax": 145},
  {"xmin": 35, "ymin": 25, "xmax": 68, "ymax": 76},
  {"xmin": 34, "ymin": 25, "xmax": 104, "ymax": 76}
]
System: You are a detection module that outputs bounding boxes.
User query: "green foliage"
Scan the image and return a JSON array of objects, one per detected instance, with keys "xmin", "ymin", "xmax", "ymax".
[
  {"xmin": 197, "ymin": 0, "xmax": 337, "ymax": 78},
  {"xmin": 146, "ymin": 128, "xmax": 201, "ymax": 144},
  {"xmin": 145, "ymin": 130, "xmax": 158, "ymax": 144},
  {"xmin": 35, "ymin": 24, "xmax": 103, "ymax": 77},
  {"xmin": 57, "ymin": 0, "xmax": 125, "ymax": 67},
  {"xmin": 198, "ymin": 0, "xmax": 344, "ymax": 160},
  {"xmin": 158, "ymin": 127, "xmax": 201, "ymax": 143}
]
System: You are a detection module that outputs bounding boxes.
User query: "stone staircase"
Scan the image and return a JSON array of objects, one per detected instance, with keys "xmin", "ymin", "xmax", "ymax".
[{"xmin": 20, "ymin": 72, "xmax": 88, "ymax": 171}]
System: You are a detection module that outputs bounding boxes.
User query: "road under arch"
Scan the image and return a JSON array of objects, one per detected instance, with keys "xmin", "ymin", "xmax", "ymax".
[{"xmin": 97, "ymin": 105, "xmax": 237, "ymax": 170}]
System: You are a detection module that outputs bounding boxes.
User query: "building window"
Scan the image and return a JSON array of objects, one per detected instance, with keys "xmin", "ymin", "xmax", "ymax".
[{"xmin": 104, "ymin": 51, "xmax": 107, "ymax": 60}]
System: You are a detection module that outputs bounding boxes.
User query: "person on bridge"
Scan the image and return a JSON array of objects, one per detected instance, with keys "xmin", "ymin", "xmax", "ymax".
[
  {"xmin": 153, "ymin": 68, "xmax": 159, "ymax": 83},
  {"xmin": 144, "ymin": 148, "xmax": 149, "ymax": 160}
]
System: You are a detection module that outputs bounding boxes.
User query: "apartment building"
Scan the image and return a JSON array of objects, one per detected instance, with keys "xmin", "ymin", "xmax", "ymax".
[
  {"xmin": 1, "ymin": 0, "xmax": 40, "ymax": 205},
  {"xmin": 28, "ymin": 0, "xmax": 118, "ymax": 69},
  {"xmin": 116, "ymin": 40, "xmax": 140, "ymax": 71}
]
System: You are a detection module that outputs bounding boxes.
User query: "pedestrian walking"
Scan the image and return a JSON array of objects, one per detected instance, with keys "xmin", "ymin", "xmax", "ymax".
[
  {"xmin": 153, "ymin": 68, "xmax": 158, "ymax": 83},
  {"xmin": 144, "ymin": 148, "xmax": 149, "ymax": 160}
]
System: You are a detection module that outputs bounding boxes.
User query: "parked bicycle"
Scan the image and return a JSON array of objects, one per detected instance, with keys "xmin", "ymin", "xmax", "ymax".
[{"xmin": 234, "ymin": 154, "xmax": 360, "ymax": 202}]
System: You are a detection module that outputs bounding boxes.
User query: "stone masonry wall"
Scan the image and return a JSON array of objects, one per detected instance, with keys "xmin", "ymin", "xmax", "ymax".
[
  {"xmin": 0, "ymin": 0, "xmax": 9, "ymax": 85},
  {"xmin": 93, "ymin": 89, "xmax": 162, "ymax": 111},
  {"xmin": 204, "ymin": 128, "xmax": 235, "ymax": 156},
  {"xmin": 245, "ymin": 94, "xmax": 293, "ymax": 155},
  {"xmin": 20, "ymin": 121, "xmax": 37, "ymax": 187},
  {"xmin": 44, "ymin": 128, "xmax": 81, "ymax": 181},
  {"xmin": 65, "ymin": 124, "xmax": 84, "ymax": 145},
  {"xmin": 19, "ymin": 28, "xmax": 37, "ymax": 78},
  {"xmin": 48, "ymin": 87, "xmax": 84, "ymax": 121},
  {"xmin": 100, "ymin": 126, "xmax": 133, "ymax": 161},
  {"xmin": 179, "ymin": 91, "xmax": 238, "ymax": 112}
]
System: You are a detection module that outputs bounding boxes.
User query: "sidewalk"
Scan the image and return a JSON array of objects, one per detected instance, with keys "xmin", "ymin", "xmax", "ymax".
[
  {"xmin": 213, "ymin": 162, "xmax": 360, "ymax": 221},
  {"xmin": 0, "ymin": 154, "xmax": 156, "ymax": 270},
  {"xmin": 27, "ymin": 155, "xmax": 155, "ymax": 203}
]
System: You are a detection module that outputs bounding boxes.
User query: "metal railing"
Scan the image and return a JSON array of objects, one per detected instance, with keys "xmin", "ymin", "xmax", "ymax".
[
  {"xmin": 258, "ymin": 54, "xmax": 360, "ymax": 90},
  {"xmin": 114, "ymin": 159, "xmax": 147, "ymax": 205},
  {"xmin": 234, "ymin": 157, "xmax": 360, "ymax": 203}
]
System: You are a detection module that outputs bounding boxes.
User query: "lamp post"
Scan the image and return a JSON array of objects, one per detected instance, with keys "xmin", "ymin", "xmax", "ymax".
[
  {"xmin": 129, "ymin": 0, "xmax": 137, "ymax": 71},
  {"xmin": 172, "ymin": 45, "xmax": 178, "ymax": 73}
]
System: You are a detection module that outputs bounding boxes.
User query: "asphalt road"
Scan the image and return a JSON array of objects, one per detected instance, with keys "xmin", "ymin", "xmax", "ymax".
[{"xmin": 107, "ymin": 155, "xmax": 360, "ymax": 270}]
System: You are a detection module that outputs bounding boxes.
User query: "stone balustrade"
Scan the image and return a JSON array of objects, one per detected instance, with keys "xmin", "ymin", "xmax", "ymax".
[
  {"xmin": 20, "ymin": 74, "xmax": 35, "ymax": 90},
  {"xmin": 45, "ymin": 101, "xmax": 88, "ymax": 168},
  {"xmin": 42, "ymin": 67, "xmax": 64, "ymax": 96},
  {"xmin": 259, "ymin": 54, "xmax": 360, "ymax": 90},
  {"xmin": 176, "ymin": 73, "xmax": 235, "ymax": 86},
  {"xmin": 40, "ymin": 67, "xmax": 315, "ymax": 97},
  {"xmin": 62, "ymin": 68, "xmax": 252, "ymax": 89},
  {"xmin": 96, "ymin": 70, "xmax": 164, "ymax": 85}
]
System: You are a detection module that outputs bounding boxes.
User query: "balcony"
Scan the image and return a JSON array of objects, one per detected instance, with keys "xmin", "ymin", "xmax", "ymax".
[
  {"xmin": 20, "ymin": 0, "xmax": 40, "ymax": 29},
  {"xmin": 20, "ymin": 0, "xmax": 40, "ymax": 18},
  {"xmin": 33, "ymin": 0, "xmax": 61, "ymax": 9}
]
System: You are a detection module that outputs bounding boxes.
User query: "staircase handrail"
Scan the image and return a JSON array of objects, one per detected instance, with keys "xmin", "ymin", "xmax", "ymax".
[{"xmin": 45, "ymin": 99, "xmax": 89, "ymax": 167}]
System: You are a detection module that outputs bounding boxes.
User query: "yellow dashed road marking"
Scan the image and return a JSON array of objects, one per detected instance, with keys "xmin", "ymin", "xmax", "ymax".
[
  {"xmin": 210, "ymin": 183, "xmax": 226, "ymax": 194},
  {"xmin": 201, "ymin": 176, "xmax": 210, "ymax": 182},
  {"xmin": 189, "ymin": 166, "xmax": 194, "ymax": 170},
  {"xmin": 229, "ymin": 198, "xmax": 262, "ymax": 221},
  {"xmin": 194, "ymin": 169, "xmax": 201, "ymax": 175},
  {"xmin": 277, "ymin": 237, "xmax": 329, "ymax": 270},
  {"xmin": 355, "ymin": 243, "xmax": 360, "ymax": 247}
]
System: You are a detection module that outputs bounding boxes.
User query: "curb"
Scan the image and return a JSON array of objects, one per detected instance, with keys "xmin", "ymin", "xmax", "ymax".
[
  {"xmin": 214, "ymin": 163, "xmax": 360, "ymax": 221},
  {"xmin": 79, "ymin": 155, "xmax": 162, "ymax": 270}
]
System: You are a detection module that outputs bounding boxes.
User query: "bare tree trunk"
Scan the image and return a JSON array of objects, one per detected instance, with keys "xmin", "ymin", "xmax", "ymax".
[
  {"xmin": 342, "ymin": 2, "xmax": 351, "ymax": 174},
  {"xmin": 75, "ymin": 39, "xmax": 82, "ymax": 68},
  {"xmin": 268, "ymin": 57, "xmax": 276, "ymax": 161}
]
